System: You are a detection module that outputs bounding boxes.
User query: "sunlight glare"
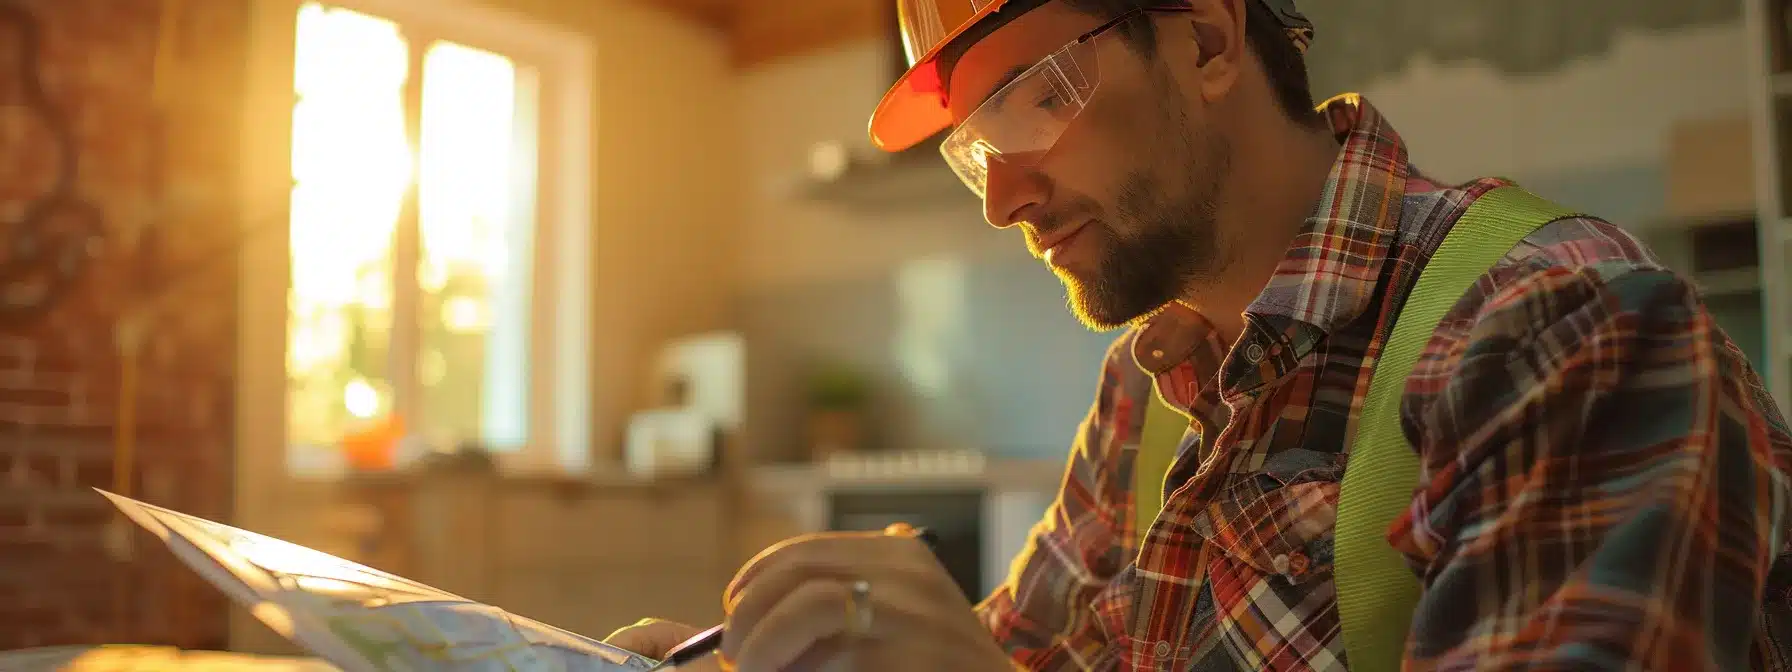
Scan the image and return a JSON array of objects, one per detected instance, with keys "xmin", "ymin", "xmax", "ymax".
[
  {"xmin": 287, "ymin": 2, "xmax": 410, "ymax": 447},
  {"xmin": 286, "ymin": 1, "xmax": 527, "ymax": 455},
  {"xmin": 344, "ymin": 379, "xmax": 380, "ymax": 419}
]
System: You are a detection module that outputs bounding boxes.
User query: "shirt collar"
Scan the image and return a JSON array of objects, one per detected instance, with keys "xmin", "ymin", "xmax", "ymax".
[
  {"xmin": 1131, "ymin": 94, "xmax": 1412, "ymax": 376},
  {"xmin": 1243, "ymin": 94, "xmax": 1411, "ymax": 333}
]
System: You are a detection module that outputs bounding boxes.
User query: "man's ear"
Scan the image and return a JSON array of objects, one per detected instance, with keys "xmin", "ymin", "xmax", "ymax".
[{"xmin": 1184, "ymin": 0, "xmax": 1247, "ymax": 103}]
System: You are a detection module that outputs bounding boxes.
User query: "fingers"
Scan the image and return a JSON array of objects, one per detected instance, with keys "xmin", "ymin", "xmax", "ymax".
[
  {"xmin": 725, "ymin": 578, "xmax": 862, "ymax": 671},
  {"xmin": 722, "ymin": 529, "xmax": 948, "ymax": 671},
  {"xmin": 778, "ymin": 636, "xmax": 854, "ymax": 672},
  {"xmin": 725, "ymin": 528, "xmax": 930, "ymax": 608},
  {"xmin": 724, "ymin": 535, "xmax": 919, "ymax": 646},
  {"xmin": 603, "ymin": 618, "xmax": 700, "ymax": 659},
  {"xmin": 881, "ymin": 522, "xmax": 918, "ymax": 537},
  {"xmin": 726, "ymin": 531, "xmax": 880, "ymax": 607}
]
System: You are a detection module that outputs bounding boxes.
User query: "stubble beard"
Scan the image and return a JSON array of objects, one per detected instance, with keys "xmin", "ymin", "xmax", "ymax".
[{"xmin": 1060, "ymin": 126, "xmax": 1230, "ymax": 332}]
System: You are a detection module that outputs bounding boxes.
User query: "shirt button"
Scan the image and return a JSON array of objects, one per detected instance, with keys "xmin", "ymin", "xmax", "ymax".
[
  {"xmin": 1245, "ymin": 343, "xmax": 1265, "ymax": 362},
  {"xmin": 1154, "ymin": 640, "xmax": 1172, "ymax": 657},
  {"xmin": 1272, "ymin": 554, "xmax": 1290, "ymax": 573},
  {"xmin": 1288, "ymin": 552, "xmax": 1310, "ymax": 576}
]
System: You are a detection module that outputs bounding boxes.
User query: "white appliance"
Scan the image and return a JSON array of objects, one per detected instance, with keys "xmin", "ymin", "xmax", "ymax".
[{"xmin": 623, "ymin": 332, "xmax": 744, "ymax": 478}]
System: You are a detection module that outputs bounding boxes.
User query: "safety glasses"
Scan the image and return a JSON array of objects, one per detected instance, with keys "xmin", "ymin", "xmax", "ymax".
[{"xmin": 940, "ymin": 6, "xmax": 1191, "ymax": 198}]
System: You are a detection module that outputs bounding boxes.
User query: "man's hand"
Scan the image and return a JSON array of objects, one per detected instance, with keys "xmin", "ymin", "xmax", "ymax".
[
  {"xmin": 720, "ymin": 525, "xmax": 1013, "ymax": 671},
  {"xmin": 603, "ymin": 618, "xmax": 719, "ymax": 672}
]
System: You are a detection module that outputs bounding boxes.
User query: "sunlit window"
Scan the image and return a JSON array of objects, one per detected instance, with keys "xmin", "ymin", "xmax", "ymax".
[
  {"xmin": 287, "ymin": 2, "xmax": 534, "ymax": 472},
  {"xmin": 417, "ymin": 41, "xmax": 531, "ymax": 451}
]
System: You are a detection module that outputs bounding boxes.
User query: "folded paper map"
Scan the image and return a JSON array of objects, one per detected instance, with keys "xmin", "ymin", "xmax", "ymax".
[{"xmin": 97, "ymin": 489, "xmax": 659, "ymax": 672}]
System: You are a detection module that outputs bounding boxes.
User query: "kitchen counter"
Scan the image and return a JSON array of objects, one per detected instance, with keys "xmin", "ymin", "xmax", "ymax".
[
  {"xmin": 0, "ymin": 646, "xmax": 335, "ymax": 671},
  {"xmin": 747, "ymin": 452, "xmax": 1064, "ymax": 495},
  {"xmin": 735, "ymin": 452, "xmax": 1064, "ymax": 596}
]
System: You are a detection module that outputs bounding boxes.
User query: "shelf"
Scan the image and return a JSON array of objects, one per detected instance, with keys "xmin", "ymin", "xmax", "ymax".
[
  {"xmin": 795, "ymin": 156, "xmax": 977, "ymax": 211},
  {"xmin": 791, "ymin": 137, "xmax": 978, "ymax": 212},
  {"xmin": 1773, "ymin": 71, "xmax": 1792, "ymax": 97},
  {"xmin": 1638, "ymin": 210, "xmax": 1755, "ymax": 233},
  {"xmin": 1693, "ymin": 267, "xmax": 1763, "ymax": 296}
]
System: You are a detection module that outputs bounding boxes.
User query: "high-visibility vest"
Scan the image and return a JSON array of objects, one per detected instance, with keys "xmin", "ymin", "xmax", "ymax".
[{"xmin": 1131, "ymin": 185, "xmax": 1576, "ymax": 670}]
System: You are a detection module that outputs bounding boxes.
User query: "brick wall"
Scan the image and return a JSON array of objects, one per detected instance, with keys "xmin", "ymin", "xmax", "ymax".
[{"xmin": 0, "ymin": 0, "xmax": 245, "ymax": 650}]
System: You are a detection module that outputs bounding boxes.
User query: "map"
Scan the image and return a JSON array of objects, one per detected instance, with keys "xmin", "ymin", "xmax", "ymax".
[{"xmin": 98, "ymin": 490, "xmax": 659, "ymax": 672}]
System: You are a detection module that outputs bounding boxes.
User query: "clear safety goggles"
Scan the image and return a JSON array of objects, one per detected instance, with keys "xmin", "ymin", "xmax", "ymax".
[{"xmin": 940, "ymin": 8, "xmax": 1180, "ymax": 198}]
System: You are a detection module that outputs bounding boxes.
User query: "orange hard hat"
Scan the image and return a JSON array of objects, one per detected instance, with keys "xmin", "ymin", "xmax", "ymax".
[
  {"xmin": 868, "ymin": 0, "xmax": 1314, "ymax": 153},
  {"xmin": 867, "ymin": 0, "xmax": 1017, "ymax": 153}
]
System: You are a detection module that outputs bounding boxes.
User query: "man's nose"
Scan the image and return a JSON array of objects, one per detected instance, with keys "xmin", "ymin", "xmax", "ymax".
[{"xmin": 982, "ymin": 157, "xmax": 1048, "ymax": 229}]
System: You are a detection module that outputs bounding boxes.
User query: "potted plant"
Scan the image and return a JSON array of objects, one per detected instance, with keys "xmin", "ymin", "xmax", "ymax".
[{"xmin": 805, "ymin": 363, "xmax": 870, "ymax": 461}]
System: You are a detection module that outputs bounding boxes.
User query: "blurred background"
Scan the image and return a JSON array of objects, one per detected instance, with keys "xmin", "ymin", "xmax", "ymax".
[{"xmin": 0, "ymin": 0, "xmax": 1772, "ymax": 664}]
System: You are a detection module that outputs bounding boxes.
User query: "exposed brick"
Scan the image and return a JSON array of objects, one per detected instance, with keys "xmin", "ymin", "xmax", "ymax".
[
  {"xmin": 0, "ymin": 605, "xmax": 65, "ymax": 630},
  {"xmin": 40, "ymin": 499, "xmax": 113, "ymax": 529},
  {"xmin": 0, "ymin": 385, "xmax": 73, "ymax": 408},
  {"xmin": 0, "ymin": 503, "xmax": 28, "ymax": 529},
  {"xmin": 11, "ymin": 450, "xmax": 60, "ymax": 488},
  {"xmin": 0, "ymin": 0, "xmax": 241, "ymax": 651},
  {"xmin": 71, "ymin": 451, "xmax": 115, "ymax": 490},
  {"xmin": 0, "ymin": 538, "xmax": 68, "ymax": 566}
]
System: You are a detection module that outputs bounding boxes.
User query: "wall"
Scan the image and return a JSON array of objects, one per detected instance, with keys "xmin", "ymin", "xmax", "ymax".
[
  {"xmin": 731, "ymin": 18, "xmax": 1751, "ymax": 463},
  {"xmin": 0, "ymin": 0, "xmax": 246, "ymax": 650},
  {"xmin": 475, "ymin": 0, "xmax": 741, "ymax": 464},
  {"xmin": 1345, "ymin": 23, "xmax": 1748, "ymax": 211}
]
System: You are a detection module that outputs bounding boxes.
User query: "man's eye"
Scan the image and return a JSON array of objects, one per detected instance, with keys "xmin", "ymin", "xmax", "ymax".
[{"xmin": 1034, "ymin": 92, "xmax": 1064, "ymax": 110}]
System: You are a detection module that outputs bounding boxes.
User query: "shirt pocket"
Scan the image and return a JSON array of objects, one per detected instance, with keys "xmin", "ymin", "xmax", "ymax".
[
  {"xmin": 1089, "ymin": 567, "xmax": 1137, "ymax": 638},
  {"xmin": 1187, "ymin": 448, "xmax": 1342, "ymax": 584},
  {"xmin": 1087, "ymin": 566, "xmax": 1141, "ymax": 668},
  {"xmin": 1091, "ymin": 568, "xmax": 1220, "ymax": 671}
]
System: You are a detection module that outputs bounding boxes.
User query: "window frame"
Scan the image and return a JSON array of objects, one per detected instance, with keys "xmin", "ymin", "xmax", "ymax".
[{"xmin": 237, "ymin": 0, "xmax": 595, "ymax": 483}]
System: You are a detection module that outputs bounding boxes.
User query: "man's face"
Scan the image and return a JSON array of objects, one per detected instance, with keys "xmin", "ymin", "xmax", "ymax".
[{"xmin": 947, "ymin": 4, "xmax": 1234, "ymax": 331}]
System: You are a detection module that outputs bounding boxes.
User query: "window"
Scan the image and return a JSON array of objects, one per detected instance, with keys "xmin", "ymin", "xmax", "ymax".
[{"xmin": 278, "ymin": 1, "xmax": 591, "ymax": 475}]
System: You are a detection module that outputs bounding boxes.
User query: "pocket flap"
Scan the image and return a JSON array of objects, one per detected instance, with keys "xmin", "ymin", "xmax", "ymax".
[{"xmin": 1185, "ymin": 450, "xmax": 1342, "ymax": 580}]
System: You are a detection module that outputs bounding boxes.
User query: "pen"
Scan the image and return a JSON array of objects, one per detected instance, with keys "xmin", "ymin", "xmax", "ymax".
[{"xmin": 646, "ymin": 527, "xmax": 943, "ymax": 670}]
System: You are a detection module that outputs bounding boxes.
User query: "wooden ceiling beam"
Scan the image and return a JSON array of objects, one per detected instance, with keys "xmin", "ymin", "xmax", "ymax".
[
  {"xmin": 643, "ymin": 0, "xmax": 738, "ymax": 31},
  {"xmin": 729, "ymin": 0, "xmax": 889, "ymax": 67},
  {"xmin": 634, "ymin": 0, "xmax": 892, "ymax": 69}
]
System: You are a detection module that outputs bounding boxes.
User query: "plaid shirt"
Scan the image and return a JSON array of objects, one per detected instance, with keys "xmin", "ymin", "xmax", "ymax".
[{"xmin": 976, "ymin": 95, "xmax": 1792, "ymax": 671}]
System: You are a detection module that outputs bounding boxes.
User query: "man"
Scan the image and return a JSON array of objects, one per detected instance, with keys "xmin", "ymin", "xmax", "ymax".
[{"xmin": 609, "ymin": 0, "xmax": 1792, "ymax": 669}]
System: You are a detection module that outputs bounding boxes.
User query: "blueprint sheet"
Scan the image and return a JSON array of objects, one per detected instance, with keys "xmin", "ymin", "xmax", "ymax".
[{"xmin": 98, "ymin": 489, "xmax": 659, "ymax": 672}]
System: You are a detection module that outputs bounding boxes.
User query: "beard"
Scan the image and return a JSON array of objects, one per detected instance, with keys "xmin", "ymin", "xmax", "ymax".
[{"xmin": 1055, "ymin": 128, "xmax": 1231, "ymax": 331}]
